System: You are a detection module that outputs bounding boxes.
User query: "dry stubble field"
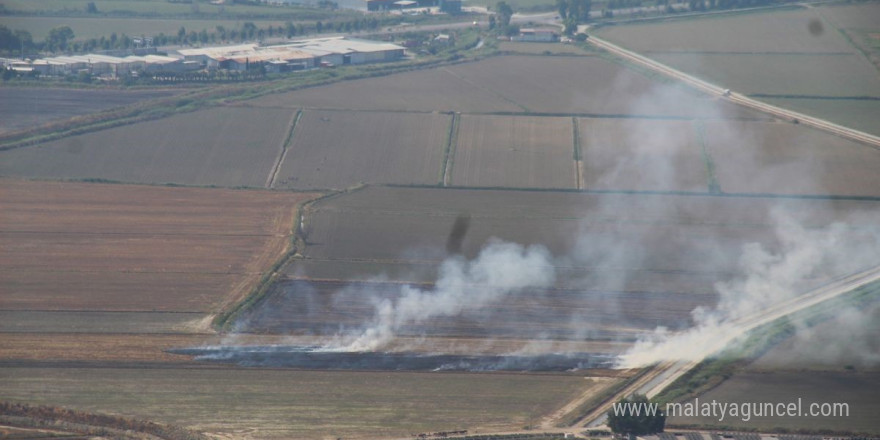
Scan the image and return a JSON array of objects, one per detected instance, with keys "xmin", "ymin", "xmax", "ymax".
[
  {"xmin": 273, "ymin": 109, "xmax": 450, "ymax": 190},
  {"xmin": 451, "ymin": 114, "xmax": 576, "ymax": 189},
  {"xmin": 0, "ymin": 179, "xmax": 313, "ymax": 313},
  {"xmin": 704, "ymin": 121, "xmax": 880, "ymax": 196}
]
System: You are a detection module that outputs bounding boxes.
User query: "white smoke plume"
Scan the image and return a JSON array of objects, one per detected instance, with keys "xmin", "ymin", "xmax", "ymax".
[
  {"xmin": 327, "ymin": 239, "xmax": 556, "ymax": 352},
  {"xmin": 618, "ymin": 207, "xmax": 880, "ymax": 368}
]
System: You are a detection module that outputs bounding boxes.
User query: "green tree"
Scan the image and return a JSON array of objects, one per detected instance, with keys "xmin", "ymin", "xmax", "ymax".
[
  {"xmin": 556, "ymin": 0, "xmax": 568, "ymax": 18},
  {"xmin": 242, "ymin": 22, "xmax": 258, "ymax": 39},
  {"xmin": 607, "ymin": 394, "xmax": 666, "ymax": 436},
  {"xmin": 86, "ymin": 1, "xmax": 99, "ymax": 13},
  {"xmin": 177, "ymin": 26, "xmax": 187, "ymax": 42},
  {"xmin": 495, "ymin": 1, "xmax": 513, "ymax": 28},
  {"xmin": 46, "ymin": 26, "xmax": 75, "ymax": 51}
]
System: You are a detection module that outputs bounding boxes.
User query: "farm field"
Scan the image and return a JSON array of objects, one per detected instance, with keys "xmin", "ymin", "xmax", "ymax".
[
  {"xmin": 0, "ymin": 87, "xmax": 178, "ymax": 135},
  {"xmin": 703, "ymin": 121, "xmax": 880, "ymax": 196},
  {"xmin": 0, "ymin": 333, "xmax": 212, "ymax": 364},
  {"xmin": 748, "ymin": 301, "xmax": 880, "ymax": 371},
  {"xmin": 595, "ymin": 7, "xmax": 856, "ymax": 54},
  {"xmin": 667, "ymin": 370, "xmax": 880, "ymax": 434},
  {"xmin": 274, "ymin": 186, "xmax": 879, "ymax": 345},
  {"xmin": 250, "ymin": 66, "xmax": 523, "ymax": 113},
  {"xmin": 273, "ymin": 110, "xmax": 450, "ymax": 190},
  {"xmin": 0, "ymin": 106, "xmax": 294, "ymax": 187},
  {"xmin": 439, "ymin": 56, "xmax": 751, "ymax": 117},
  {"xmin": 451, "ymin": 115, "xmax": 576, "ymax": 189},
  {"xmin": 250, "ymin": 55, "xmax": 753, "ymax": 118},
  {"xmin": 759, "ymin": 97, "xmax": 880, "ymax": 137},
  {"xmin": 0, "ymin": 366, "xmax": 600, "ymax": 439},
  {"xmin": 297, "ymin": 186, "xmax": 878, "ymax": 264},
  {"xmin": 0, "ymin": 310, "xmax": 205, "ymax": 334},
  {"xmin": 240, "ymin": 279, "xmax": 710, "ymax": 339},
  {"xmin": 819, "ymin": 2, "xmax": 880, "ymax": 64},
  {"xmin": 650, "ymin": 52, "xmax": 880, "ymax": 97},
  {"xmin": 0, "ymin": 179, "xmax": 315, "ymax": 316},
  {"xmin": 577, "ymin": 118, "xmax": 707, "ymax": 192},
  {"xmin": 0, "ymin": 16, "xmax": 287, "ymax": 41}
]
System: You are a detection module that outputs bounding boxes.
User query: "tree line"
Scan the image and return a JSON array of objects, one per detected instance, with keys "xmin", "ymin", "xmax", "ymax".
[{"xmin": 0, "ymin": 16, "xmax": 391, "ymax": 56}]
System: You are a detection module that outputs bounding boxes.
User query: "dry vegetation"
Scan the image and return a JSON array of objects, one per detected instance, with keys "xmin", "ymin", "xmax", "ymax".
[
  {"xmin": 451, "ymin": 115, "xmax": 576, "ymax": 189},
  {"xmin": 0, "ymin": 106, "xmax": 295, "ymax": 187},
  {"xmin": 704, "ymin": 121, "xmax": 880, "ymax": 196},
  {"xmin": 0, "ymin": 367, "xmax": 597, "ymax": 440},
  {"xmin": 0, "ymin": 179, "xmax": 315, "ymax": 315},
  {"xmin": 274, "ymin": 109, "xmax": 450, "ymax": 190}
]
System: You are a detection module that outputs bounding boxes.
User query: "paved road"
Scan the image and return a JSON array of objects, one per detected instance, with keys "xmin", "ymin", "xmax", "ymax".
[{"xmin": 586, "ymin": 34, "xmax": 880, "ymax": 148}]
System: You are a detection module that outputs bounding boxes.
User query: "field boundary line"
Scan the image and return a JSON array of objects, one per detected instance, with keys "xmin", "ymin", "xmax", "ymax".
[
  {"xmin": 439, "ymin": 66, "xmax": 530, "ymax": 112},
  {"xmin": 384, "ymin": 183, "xmax": 880, "ymax": 201},
  {"xmin": 694, "ymin": 120, "xmax": 721, "ymax": 194},
  {"xmin": 442, "ymin": 112, "xmax": 460, "ymax": 187},
  {"xmin": 572, "ymin": 117, "xmax": 583, "ymax": 190},
  {"xmin": 267, "ymin": 109, "xmax": 301, "ymax": 189}
]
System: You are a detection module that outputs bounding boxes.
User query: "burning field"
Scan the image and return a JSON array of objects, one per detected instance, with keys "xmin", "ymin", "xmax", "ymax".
[{"xmin": 170, "ymin": 344, "xmax": 616, "ymax": 372}]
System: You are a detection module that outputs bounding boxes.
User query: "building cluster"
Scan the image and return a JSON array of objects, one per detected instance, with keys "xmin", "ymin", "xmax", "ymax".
[
  {"xmin": 2, "ymin": 37, "xmax": 405, "ymax": 78},
  {"xmin": 366, "ymin": 0, "xmax": 461, "ymax": 13},
  {"xmin": 3, "ymin": 53, "xmax": 194, "ymax": 77},
  {"xmin": 511, "ymin": 28, "xmax": 560, "ymax": 42},
  {"xmin": 178, "ymin": 37, "xmax": 405, "ymax": 72}
]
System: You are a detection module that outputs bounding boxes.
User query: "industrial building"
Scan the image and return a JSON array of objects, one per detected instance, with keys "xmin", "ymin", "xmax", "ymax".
[
  {"xmin": 512, "ymin": 28, "xmax": 560, "ymax": 42},
  {"xmin": 21, "ymin": 53, "xmax": 193, "ymax": 77},
  {"xmin": 5, "ymin": 37, "xmax": 404, "ymax": 78},
  {"xmin": 177, "ymin": 37, "xmax": 405, "ymax": 70}
]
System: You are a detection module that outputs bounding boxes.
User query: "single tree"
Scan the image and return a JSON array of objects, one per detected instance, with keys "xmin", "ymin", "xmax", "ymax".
[
  {"xmin": 607, "ymin": 394, "xmax": 666, "ymax": 436},
  {"xmin": 86, "ymin": 2, "xmax": 99, "ymax": 13},
  {"xmin": 46, "ymin": 26, "xmax": 75, "ymax": 51},
  {"xmin": 556, "ymin": 0, "xmax": 568, "ymax": 18},
  {"xmin": 495, "ymin": 1, "xmax": 513, "ymax": 28}
]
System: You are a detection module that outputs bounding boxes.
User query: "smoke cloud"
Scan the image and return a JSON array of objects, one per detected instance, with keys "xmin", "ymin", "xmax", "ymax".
[
  {"xmin": 619, "ymin": 207, "xmax": 880, "ymax": 368},
  {"xmin": 328, "ymin": 239, "xmax": 555, "ymax": 351}
]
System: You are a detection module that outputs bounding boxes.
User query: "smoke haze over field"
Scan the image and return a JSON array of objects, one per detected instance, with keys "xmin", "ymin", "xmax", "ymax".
[
  {"xmin": 220, "ymin": 79, "xmax": 880, "ymax": 371},
  {"xmin": 329, "ymin": 240, "xmax": 556, "ymax": 351}
]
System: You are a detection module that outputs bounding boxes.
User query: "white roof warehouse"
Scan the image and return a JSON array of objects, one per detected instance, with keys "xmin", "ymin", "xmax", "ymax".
[
  {"xmin": 177, "ymin": 37, "xmax": 406, "ymax": 70},
  {"xmin": 8, "ymin": 36, "xmax": 404, "ymax": 78}
]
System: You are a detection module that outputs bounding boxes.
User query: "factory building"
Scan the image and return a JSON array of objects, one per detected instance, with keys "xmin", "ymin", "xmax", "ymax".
[
  {"xmin": 8, "ymin": 37, "xmax": 403, "ymax": 78},
  {"xmin": 512, "ymin": 28, "xmax": 560, "ymax": 42},
  {"xmin": 178, "ymin": 37, "xmax": 405, "ymax": 69},
  {"xmin": 26, "ymin": 53, "xmax": 189, "ymax": 77}
]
